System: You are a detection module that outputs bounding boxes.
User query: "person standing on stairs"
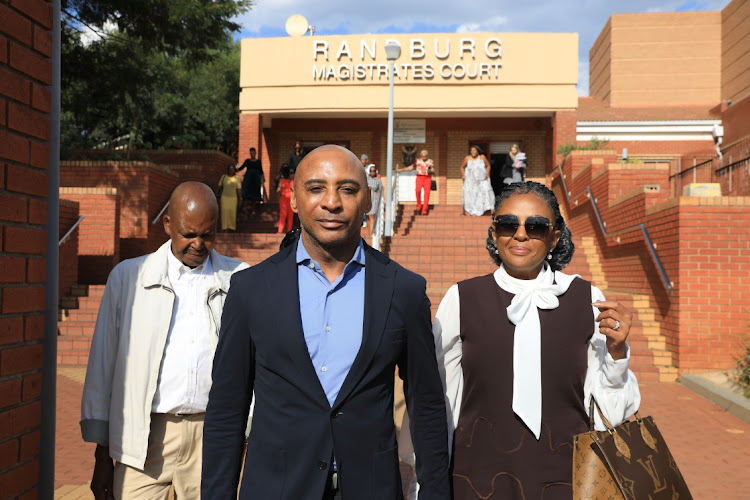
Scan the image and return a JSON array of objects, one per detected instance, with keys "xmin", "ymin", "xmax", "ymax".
[
  {"xmin": 366, "ymin": 164, "xmax": 383, "ymax": 236},
  {"xmin": 236, "ymin": 147, "xmax": 265, "ymax": 219},
  {"xmin": 460, "ymin": 145, "xmax": 494, "ymax": 216},
  {"xmin": 80, "ymin": 182, "xmax": 248, "ymax": 500},
  {"xmin": 218, "ymin": 165, "xmax": 242, "ymax": 232},
  {"xmin": 276, "ymin": 164, "xmax": 295, "ymax": 234},
  {"xmin": 398, "ymin": 149, "xmax": 435, "ymax": 216},
  {"xmin": 425, "ymin": 181, "xmax": 641, "ymax": 500}
]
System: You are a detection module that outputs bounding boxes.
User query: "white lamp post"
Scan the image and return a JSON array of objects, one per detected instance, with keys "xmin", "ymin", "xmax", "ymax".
[{"xmin": 384, "ymin": 40, "xmax": 401, "ymax": 237}]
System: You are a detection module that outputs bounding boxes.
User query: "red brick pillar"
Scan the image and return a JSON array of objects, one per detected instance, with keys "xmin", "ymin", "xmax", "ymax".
[
  {"xmin": 239, "ymin": 112, "xmax": 277, "ymax": 202},
  {"xmin": 552, "ymin": 110, "xmax": 578, "ymax": 169},
  {"xmin": 0, "ymin": 0, "xmax": 54, "ymax": 497}
]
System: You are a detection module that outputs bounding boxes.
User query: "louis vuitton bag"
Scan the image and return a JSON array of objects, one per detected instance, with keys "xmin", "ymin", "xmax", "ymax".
[{"xmin": 573, "ymin": 398, "xmax": 692, "ymax": 500}]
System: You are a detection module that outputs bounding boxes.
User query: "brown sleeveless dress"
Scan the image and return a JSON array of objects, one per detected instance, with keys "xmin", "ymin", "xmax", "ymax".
[{"xmin": 452, "ymin": 273, "xmax": 594, "ymax": 500}]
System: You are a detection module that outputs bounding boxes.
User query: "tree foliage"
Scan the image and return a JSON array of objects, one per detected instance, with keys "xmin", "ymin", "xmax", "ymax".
[{"xmin": 62, "ymin": 0, "xmax": 251, "ymax": 155}]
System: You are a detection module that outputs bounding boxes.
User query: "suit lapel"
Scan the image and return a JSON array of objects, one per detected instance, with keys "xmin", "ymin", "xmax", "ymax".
[
  {"xmin": 332, "ymin": 247, "xmax": 395, "ymax": 410},
  {"xmin": 272, "ymin": 245, "xmax": 330, "ymax": 405}
]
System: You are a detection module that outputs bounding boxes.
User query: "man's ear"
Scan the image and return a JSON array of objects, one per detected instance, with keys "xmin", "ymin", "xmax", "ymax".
[
  {"xmin": 163, "ymin": 214, "xmax": 171, "ymax": 236},
  {"xmin": 290, "ymin": 189, "xmax": 298, "ymax": 214}
]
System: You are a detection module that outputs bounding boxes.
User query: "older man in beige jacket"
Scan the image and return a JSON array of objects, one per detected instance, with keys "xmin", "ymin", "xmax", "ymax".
[{"xmin": 80, "ymin": 182, "xmax": 248, "ymax": 499}]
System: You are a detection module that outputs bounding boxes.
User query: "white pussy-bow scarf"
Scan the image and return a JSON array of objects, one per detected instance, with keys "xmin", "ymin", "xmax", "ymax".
[{"xmin": 494, "ymin": 263, "xmax": 579, "ymax": 439}]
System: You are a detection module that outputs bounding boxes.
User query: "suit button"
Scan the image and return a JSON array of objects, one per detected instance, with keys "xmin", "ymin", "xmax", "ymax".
[{"xmin": 318, "ymin": 461, "xmax": 327, "ymax": 470}]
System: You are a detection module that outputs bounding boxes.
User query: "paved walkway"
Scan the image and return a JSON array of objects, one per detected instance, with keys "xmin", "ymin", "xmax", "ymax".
[{"xmin": 55, "ymin": 369, "xmax": 750, "ymax": 499}]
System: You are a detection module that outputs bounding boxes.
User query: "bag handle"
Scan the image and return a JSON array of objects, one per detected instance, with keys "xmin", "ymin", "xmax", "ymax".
[{"xmin": 589, "ymin": 396, "xmax": 657, "ymax": 455}]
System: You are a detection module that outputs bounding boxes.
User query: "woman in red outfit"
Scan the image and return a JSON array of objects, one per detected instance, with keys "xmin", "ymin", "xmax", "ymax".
[
  {"xmin": 276, "ymin": 164, "xmax": 294, "ymax": 234},
  {"xmin": 399, "ymin": 149, "xmax": 434, "ymax": 215}
]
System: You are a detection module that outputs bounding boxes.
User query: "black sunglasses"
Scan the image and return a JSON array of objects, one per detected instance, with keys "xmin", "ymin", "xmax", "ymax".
[{"xmin": 493, "ymin": 215, "xmax": 552, "ymax": 240}]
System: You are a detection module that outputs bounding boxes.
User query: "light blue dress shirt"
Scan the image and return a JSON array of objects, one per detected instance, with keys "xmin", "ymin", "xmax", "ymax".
[{"xmin": 296, "ymin": 238, "xmax": 366, "ymax": 407}]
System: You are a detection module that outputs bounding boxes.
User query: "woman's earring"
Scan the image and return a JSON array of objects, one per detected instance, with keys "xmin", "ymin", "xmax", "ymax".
[{"xmin": 546, "ymin": 251, "xmax": 552, "ymax": 260}]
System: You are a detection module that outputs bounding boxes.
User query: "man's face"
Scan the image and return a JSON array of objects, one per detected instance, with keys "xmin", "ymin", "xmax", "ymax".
[
  {"xmin": 163, "ymin": 204, "xmax": 217, "ymax": 268},
  {"xmin": 291, "ymin": 148, "xmax": 371, "ymax": 251}
]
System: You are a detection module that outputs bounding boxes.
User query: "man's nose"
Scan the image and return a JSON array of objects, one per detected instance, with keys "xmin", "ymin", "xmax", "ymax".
[{"xmin": 321, "ymin": 190, "xmax": 342, "ymax": 210}]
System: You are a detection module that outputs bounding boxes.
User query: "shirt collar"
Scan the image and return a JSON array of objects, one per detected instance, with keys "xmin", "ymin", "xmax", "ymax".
[
  {"xmin": 167, "ymin": 245, "xmax": 213, "ymax": 280},
  {"xmin": 296, "ymin": 237, "xmax": 366, "ymax": 270}
]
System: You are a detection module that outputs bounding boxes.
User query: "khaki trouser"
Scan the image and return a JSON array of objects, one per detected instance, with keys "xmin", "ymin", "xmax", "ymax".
[{"xmin": 113, "ymin": 413, "xmax": 204, "ymax": 500}]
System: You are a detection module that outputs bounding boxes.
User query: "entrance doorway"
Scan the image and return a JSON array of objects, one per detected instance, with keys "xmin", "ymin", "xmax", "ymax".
[{"xmin": 469, "ymin": 141, "xmax": 519, "ymax": 196}]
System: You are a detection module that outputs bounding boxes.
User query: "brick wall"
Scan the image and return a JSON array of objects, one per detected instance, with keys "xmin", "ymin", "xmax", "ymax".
[
  {"xmin": 58, "ymin": 200, "xmax": 79, "ymax": 300},
  {"xmin": 674, "ymin": 197, "xmax": 750, "ymax": 371},
  {"xmin": 0, "ymin": 0, "xmax": 53, "ymax": 497},
  {"xmin": 604, "ymin": 140, "xmax": 716, "ymax": 158},
  {"xmin": 553, "ymin": 151, "xmax": 750, "ymax": 373},
  {"xmin": 146, "ymin": 168, "xmax": 176, "ymax": 254},
  {"xmin": 721, "ymin": 94, "xmax": 750, "ymax": 150},
  {"xmin": 59, "ymin": 188, "xmax": 120, "ymax": 284},
  {"xmin": 61, "ymin": 161, "xmax": 180, "ymax": 261},
  {"xmin": 66, "ymin": 149, "xmax": 233, "ymax": 191},
  {"xmin": 552, "ymin": 110, "xmax": 577, "ymax": 166}
]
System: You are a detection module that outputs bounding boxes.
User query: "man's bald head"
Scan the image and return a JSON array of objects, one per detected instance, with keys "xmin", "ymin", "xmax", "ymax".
[
  {"xmin": 163, "ymin": 182, "xmax": 218, "ymax": 268},
  {"xmin": 295, "ymin": 145, "xmax": 368, "ymax": 186},
  {"xmin": 167, "ymin": 182, "xmax": 218, "ymax": 220}
]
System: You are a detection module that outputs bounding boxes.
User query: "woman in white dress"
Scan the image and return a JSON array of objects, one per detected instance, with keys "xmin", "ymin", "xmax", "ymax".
[{"xmin": 460, "ymin": 145, "xmax": 495, "ymax": 216}]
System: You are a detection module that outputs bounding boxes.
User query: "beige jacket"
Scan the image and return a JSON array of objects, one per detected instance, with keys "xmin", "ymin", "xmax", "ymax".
[{"xmin": 80, "ymin": 241, "xmax": 248, "ymax": 469}]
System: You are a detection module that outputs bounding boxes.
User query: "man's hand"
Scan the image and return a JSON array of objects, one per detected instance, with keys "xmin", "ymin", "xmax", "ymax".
[{"xmin": 91, "ymin": 444, "xmax": 115, "ymax": 500}]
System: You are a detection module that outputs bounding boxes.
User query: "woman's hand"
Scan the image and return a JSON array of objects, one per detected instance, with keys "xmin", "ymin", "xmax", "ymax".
[{"xmin": 593, "ymin": 300, "xmax": 632, "ymax": 360}]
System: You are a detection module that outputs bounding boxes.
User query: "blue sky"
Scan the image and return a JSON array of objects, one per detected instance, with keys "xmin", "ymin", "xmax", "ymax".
[{"xmin": 234, "ymin": 0, "xmax": 730, "ymax": 96}]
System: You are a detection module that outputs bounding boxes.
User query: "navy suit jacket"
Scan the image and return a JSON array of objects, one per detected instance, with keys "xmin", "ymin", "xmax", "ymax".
[{"xmin": 202, "ymin": 241, "xmax": 450, "ymax": 500}]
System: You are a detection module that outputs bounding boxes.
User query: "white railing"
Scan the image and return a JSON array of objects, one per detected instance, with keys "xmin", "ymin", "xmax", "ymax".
[{"xmin": 371, "ymin": 173, "xmax": 400, "ymax": 250}]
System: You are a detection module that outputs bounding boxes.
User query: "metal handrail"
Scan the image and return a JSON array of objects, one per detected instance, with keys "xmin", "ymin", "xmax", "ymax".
[
  {"xmin": 58, "ymin": 216, "xmax": 83, "ymax": 246},
  {"xmin": 667, "ymin": 158, "xmax": 714, "ymax": 181},
  {"xmin": 714, "ymin": 157, "xmax": 749, "ymax": 194},
  {"xmin": 640, "ymin": 224, "xmax": 673, "ymax": 292},
  {"xmin": 583, "ymin": 185, "xmax": 672, "ymax": 292},
  {"xmin": 586, "ymin": 186, "xmax": 608, "ymax": 237},
  {"xmin": 152, "ymin": 200, "xmax": 170, "ymax": 225},
  {"xmin": 555, "ymin": 164, "xmax": 571, "ymax": 201}
]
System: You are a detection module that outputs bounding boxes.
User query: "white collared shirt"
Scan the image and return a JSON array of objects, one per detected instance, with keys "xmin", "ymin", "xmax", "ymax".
[{"xmin": 151, "ymin": 249, "xmax": 216, "ymax": 414}]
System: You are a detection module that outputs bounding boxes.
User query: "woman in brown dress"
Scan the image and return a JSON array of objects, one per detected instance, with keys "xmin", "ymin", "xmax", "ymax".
[{"xmin": 432, "ymin": 181, "xmax": 641, "ymax": 499}]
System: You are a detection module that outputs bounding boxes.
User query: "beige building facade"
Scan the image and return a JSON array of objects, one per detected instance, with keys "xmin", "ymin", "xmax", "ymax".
[
  {"xmin": 239, "ymin": 2, "xmax": 750, "ymax": 204},
  {"xmin": 239, "ymin": 33, "xmax": 579, "ymax": 204}
]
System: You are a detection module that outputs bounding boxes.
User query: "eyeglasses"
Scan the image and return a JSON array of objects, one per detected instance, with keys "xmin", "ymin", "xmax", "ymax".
[{"xmin": 493, "ymin": 215, "xmax": 551, "ymax": 240}]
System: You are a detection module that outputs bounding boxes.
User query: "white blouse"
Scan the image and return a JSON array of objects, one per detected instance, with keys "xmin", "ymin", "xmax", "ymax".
[{"xmin": 433, "ymin": 266, "xmax": 641, "ymax": 454}]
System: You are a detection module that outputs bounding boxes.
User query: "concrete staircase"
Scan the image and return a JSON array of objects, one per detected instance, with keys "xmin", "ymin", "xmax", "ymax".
[
  {"xmin": 57, "ymin": 284, "xmax": 106, "ymax": 366},
  {"xmin": 383, "ymin": 204, "xmax": 497, "ymax": 315}
]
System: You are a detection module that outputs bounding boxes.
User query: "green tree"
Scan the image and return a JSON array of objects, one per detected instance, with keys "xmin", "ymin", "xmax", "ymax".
[{"xmin": 62, "ymin": 0, "xmax": 250, "ymax": 155}]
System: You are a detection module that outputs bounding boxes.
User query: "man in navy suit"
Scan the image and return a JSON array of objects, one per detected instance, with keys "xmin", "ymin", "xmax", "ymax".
[{"xmin": 202, "ymin": 145, "xmax": 450, "ymax": 499}]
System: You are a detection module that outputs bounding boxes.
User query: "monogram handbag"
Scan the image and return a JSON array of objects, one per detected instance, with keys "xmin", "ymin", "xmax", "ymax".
[{"xmin": 573, "ymin": 397, "xmax": 692, "ymax": 500}]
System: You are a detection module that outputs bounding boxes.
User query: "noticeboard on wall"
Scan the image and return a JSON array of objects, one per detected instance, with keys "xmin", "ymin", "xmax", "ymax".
[{"xmin": 394, "ymin": 119, "xmax": 426, "ymax": 144}]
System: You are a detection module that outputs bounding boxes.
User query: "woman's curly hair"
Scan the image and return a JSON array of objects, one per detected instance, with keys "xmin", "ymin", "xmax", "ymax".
[{"xmin": 485, "ymin": 182, "xmax": 574, "ymax": 271}]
